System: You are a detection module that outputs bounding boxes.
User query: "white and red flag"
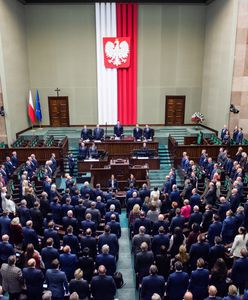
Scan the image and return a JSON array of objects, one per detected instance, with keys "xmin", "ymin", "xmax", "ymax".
[
  {"xmin": 28, "ymin": 90, "xmax": 36, "ymax": 124},
  {"xmin": 95, "ymin": 3, "xmax": 137, "ymax": 125}
]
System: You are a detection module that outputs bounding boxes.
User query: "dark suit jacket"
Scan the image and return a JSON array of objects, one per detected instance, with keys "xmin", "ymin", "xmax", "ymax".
[
  {"xmin": 107, "ymin": 179, "xmax": 118, "ymax": 190},
  {"xmin": 22, "ymin": 226, "xmax": 39, "ymax": 248},
  {"xmin": 81, "ymin": 220, "xmax": 96, "ymax": 235},
  {"xmin": 46, "ymin": 268, "xmax": 69, "ymax": 298},
  {"xmin": 152, "ymin": 220, "xmax": 169, "ymax": 235},
  {"xmin": 95, "ymin": 253, "xmax": 116, "ymax": 276},
  {"xmin": 151, "ymin": 233, "xmax": 170, "ymax": 255},
  {"xmin": 59, "ymin": 252, "xmax": 78, "ymax": 280},
  {"xmin": 81, "ymin": 128, "xmax": 91, "ymax": 140},
  {"xmin": 189, "ymin": 212, "xmax": 203, "ymax": 229},
  {"xmin": 80, "ymin": 235, "xmax": 97, "ymax": 258},
  {"xmin": 218, "ymin": 202, "xmax": 231, "ymax": 222},
  {"xmin": 113, "ymin": 125, "xmax": 123, "ymax": 137},
  {"xmin": 63, "ymin": 234, "xmax": 80, "ymax": 254},
  {"xmin": 107, "ymin": 221, "xmax": 121, "ymax": 238},
  {"xmin": 41, "ymin": 246, "xmax": 60, "ymax": 270},
  {"xmin": 93, "ymin": 128, "xmax": 104, "ymax": 140},
  {"xmin": 143, "ymin": 127, "xmax": 153, "ymax": 140},
  {"xmin": 0, "ymin": 216, "xmax": 11, "ymax": 236},
  {"xmin": 91, "ymin": 274, "xmax": 116, "ymax": 300},
  {"xmin": 0, "ymin": 242, "xmax": 15, "ymax": 263},
  {"xmin": 106, "ymin": 198, "xmax": 121, "ymax": 214},
  {"xmin": 221, "ymin": 216, "xmax": 236, "ymax": 243},
  {"xmin": 189, "ymin": 268, "xmax": 209, "ymax": 300},
  {"xmin": 170, "ymin": 215, "xmax": 185, "ymax": 233},
  {"xmin": 231, "ymin": 256, "xmax": 248, "ymax": 290},
  {"xmin": 141, "ymin": 274, "xmax": 165, "ymax": 300},
  {"xmin": 167, "ymin": 271, "xmax": 189, "ymax": 300},
  {"xmin": 133, "ymin": 218, "xmax": 152, "ymax": 235},
  {"xmin": 23, "ymin": 267, "xmax": 44, "ymax": 299},
  {"xmin": 207, "ymin": 221, "xmax": 222, "ymax": 247},
  {"xmin": 133, "ymin": 127, "xmax": 143, "ymax": 140},
  {"xmin": 44, "ymin": 228, "xmax": 60, "ymax": 249},
  {"xmin": 98, "ymin": 233, "xmax": 119, "ymax": 257},
  {"xmin": 134, "ymin": 250, "xmax": 154, "ymax": 280},
  {"xmin": 189, "ymin": 242, "xmax": 210, "ymax": 269}
]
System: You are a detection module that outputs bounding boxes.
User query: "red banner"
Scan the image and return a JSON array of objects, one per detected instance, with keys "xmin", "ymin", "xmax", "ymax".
[{"xmin": 103, "ymin": 37, "xmax": 130, "ymax": 68}]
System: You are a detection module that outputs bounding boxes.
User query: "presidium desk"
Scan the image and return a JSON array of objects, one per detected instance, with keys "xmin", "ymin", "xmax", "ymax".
[{"xmin": 77, "ymin": 138, "xmax": 160, "ymax": 189}]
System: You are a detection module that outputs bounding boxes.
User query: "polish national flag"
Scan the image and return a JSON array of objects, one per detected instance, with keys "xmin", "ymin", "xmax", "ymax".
[{"xmin": 28, "ymin": 90, "xmax": 36, "ymax": 124}]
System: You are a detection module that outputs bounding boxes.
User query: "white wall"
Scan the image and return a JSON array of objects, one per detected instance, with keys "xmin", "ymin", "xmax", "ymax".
[
  {"xmin": 201, "ymin": 0, "xmax": 238, "ymax": 132},
  {"xmin": 0, "ymin": 0, "xmax": 30, "ymax": 143},
  {"xmin": 26, "ymin": 5, "xmax": 98, "ymax": 126}
]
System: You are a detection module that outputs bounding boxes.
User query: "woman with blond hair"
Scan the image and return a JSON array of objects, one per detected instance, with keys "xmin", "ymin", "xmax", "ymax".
[
  {"xmin": 142, "ymin": 196, "xmax": 151, "ymax": 214},
  {"xmin": 69, "ymin": 268, "xmax": 90, "ymax": 300},
  {"xmin": 173, "ymin": 245, "xmax": 190, "ymax": 272},
  {"xmin": 10, "ymin": 217, "xmax": 23, "ymax": 246},
  {"xmin": 151, "ymin": 194, "xmax": 161, "ymax": 211},
  {"xmin": 128, "ymin": 204, "xmax": 141, "ymax": 238}
]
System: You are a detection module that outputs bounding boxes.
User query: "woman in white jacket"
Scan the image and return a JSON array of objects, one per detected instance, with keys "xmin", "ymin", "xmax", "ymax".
[{"xmin": 230, "ymin": 227, "xmax": 248, "ymax": 258}]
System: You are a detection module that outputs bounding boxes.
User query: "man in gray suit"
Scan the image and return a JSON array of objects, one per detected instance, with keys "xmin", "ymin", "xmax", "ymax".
[
  {"xmin": 132, "ymin": 226, "xmax": 151, "ymax": 254},
  {"xmin": 0, "ymin": 255, "xmax": 23, "ymax": 300}
]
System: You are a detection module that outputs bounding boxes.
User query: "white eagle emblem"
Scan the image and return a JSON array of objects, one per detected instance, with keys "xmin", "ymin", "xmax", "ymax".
[{"xmin": 105, "ymin": 40, "xmax": 129, "ymax": 67}]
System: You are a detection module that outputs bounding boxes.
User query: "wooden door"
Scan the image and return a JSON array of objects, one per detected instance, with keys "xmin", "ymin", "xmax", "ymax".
[
  {"xmin": 48, "ymin": 96, "xmax": 70, "ymax": 127},
  {"xmin": 165, "ymin": 96, "xmax": 185, "ymax": 125}
]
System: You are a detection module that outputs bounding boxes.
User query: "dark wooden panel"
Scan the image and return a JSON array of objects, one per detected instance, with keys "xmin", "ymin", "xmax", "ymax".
[
  {"xmin": 49, "ymin": 96, "xmax": 70, "ymax": 127},
  {"xmin": 165, "ymin": 96, "xmax": 185, "ymax": 125}
]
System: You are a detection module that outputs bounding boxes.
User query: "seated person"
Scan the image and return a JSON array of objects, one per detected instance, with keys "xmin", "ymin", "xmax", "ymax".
[
  {"xmin": 133, "ymin": 124, "xmax": 143, "ymax": 140},
  {"xmin": 127, "ymin": 174, "xmax": 136, "ymax": 187},
  {"xmin": 108, "ymin": 174, "xmax": 118, "ymax": 190},
  {"xmin": 113, "ymin": 121, "xmax": 123, "ymax": 139},
  {"xmin": 78, "ymin": 142, "xmax": 88, "ymax": 160},
  {"xmin": 88, "ymin": 143, "xmax": 98, "ymax": 159},
  {"xmin": 81, "ymin": 125, "xmax": 91, "ymax": 141},
  {"xmin": 143, "ymin": 124, "xmax": 154, "ymax": 140},
  {"xmin": 93, "ymin": 124, "xmax": 104, "ymax": 140}
]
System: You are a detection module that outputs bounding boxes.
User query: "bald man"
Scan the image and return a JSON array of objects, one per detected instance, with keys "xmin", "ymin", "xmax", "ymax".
[
  {"xmin": 204, "ymin": 285, "xmax": 222, "ymax": 300},
  {"xmin": 23, "ymin": 258, "xmax": 44, "ymax": 300},
  {"xmin": 91, "ymin": 265, "xmax": 116, "ymax": 300},
  {"xmin": 183, "ymin": 291, "xmax": 193, "ymax": 300}
]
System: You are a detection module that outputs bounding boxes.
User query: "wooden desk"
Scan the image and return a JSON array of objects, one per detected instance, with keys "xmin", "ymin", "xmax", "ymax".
[
  {"xmin": 77, "ymin": 157, "xmax": 109, "ymax": 173},
  {"xmin": 85, "ymin": 139, "xmax": 159, "ymax": 158},
  {"xmin": 130, "ymin": 157, "xmax": 160, "ymax": 170}
]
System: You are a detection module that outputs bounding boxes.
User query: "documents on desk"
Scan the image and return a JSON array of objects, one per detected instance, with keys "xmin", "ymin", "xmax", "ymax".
[{"xmin": 84, "ymin": 159, "xmax": 99, "ymax": 162}]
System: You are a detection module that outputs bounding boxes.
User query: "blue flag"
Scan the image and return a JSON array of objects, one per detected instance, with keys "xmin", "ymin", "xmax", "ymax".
[{"xmin": 35, "ymin": 89, "xmax": 42, "ymax": 122}]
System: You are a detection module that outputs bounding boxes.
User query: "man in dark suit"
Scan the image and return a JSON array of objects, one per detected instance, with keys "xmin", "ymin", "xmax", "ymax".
[
  {"xmin": 11, "ymin": 151, "xmax": 18, "ymax": 169},
  {"xmin": 107, "ymin": 214, "xmax": 121, "ymax": 238},
  {"xmin": 113, "ymin": 120, "xmax": 123, "ymax": 138},
  {"xmin": 231, "ymin": 248, "xmax": 248, "ymax": 295},
  {"xmin": 207, "ymin": 214, "xmax": 222, "ymax": 247},
  {"xmin": 98, "ymin": 225, "xmax": 119, "ymax": 258},
  {"xmin": 63, "ymin": 226, "xmax": 80, "ymax": 254},
  {"xmin": 107, "ymin": 175, "xmax": 118, "ymax": 191},
  {"xmin": 221, "ymin": 210, "xmax": 236, "ymax": 244},
  {"xmin": 0, "ymin": 234, "xmax": 15, "ymax": 264},
  {"xmin": 93, "ymin": 124, "xmax": 104, "ymax": 140},
  {"xmin": 151, "ymin": 226, "xmax": 169, "ymax": 255},
  {"xmin": 91, "ymin": 265, "xmax": 116, "ymax": 300},
  {"xmin": 133, "ymin": 123, "xmax": 143, "ymax": 140},
  {"xmin": 106, "ymin": 193, "xmax": 121, "ymax": 214},
  {"xmin": 44, "ymin": 221, "xmax": 60, "ymax": 249},
  {"xmin": 139, "ymin": 183, "xmax": 150, "ymax": 203},
  {"xmin": 81, "ymin": 125, "xmax": 91, "ymax": 140},
  {"xmin": 80, "ymin": 228, "xmax": 97, "ymax": 259},
  {"xmin": 133, "ymin": 212, "xmax": 152, "ymax": 235},
  {"xmin": 85, "ymin": 201, "xmax": 101, "ymax": 227},
  {"xmin": 0, "ymin": 211, "xmax": 11, "ymax": 236},
  {"xmin": 59, "ymin": 246, "xmax": 78, "ymax": 281},
  {"xmin": 204, "ymin": 285, "xmax": 222, "ymax": 300},
  {"xmin": 141, "ymin": 265, "xmax": 165, "ymax": 300},
  {"xmin": 236, "ymin": 127, "xmax": 244, "ymax": 145},
  {"xmin": 95, "ymin": 244, "xmax": 116, "ymax": 276},
  {"xmin": 4, "ymin": 156, "xmax": 14, "ymax": 178},
  {"xmin": 135, "ymin": 242, "xmax": 154, "ymax": 286},
  {"xmin": 209, "ymin": 236, "xmax": 227, "ymax": 268},
  {"xmin": 46, "ymin": 259, "xmax": 69, "ymax": 300},
  {"xmin": 220, "ymin": 125, "xmax": 228, "ymax": 140},
  {"xmin": 229, "ymin": 188, "xmax": 241, "ymax": 213},
  {"xmin": 126, "ymin": 191, "xmax": 142, "ymax": 216},
  {"xmin": 143, "ymin": 124, "xmax": 153, "ymax": 140},
  {"xmin": 190, "ymin": 188, "xmax": 201, "ymax": 208},
  {"xmin": 22, "ymin": 220, "xmax": 39, "ymax": 249},
  {"xmin": 218, "ymin": 196, "xmax": 231, "ymax": 222},
  {"xmin": 17, "ymin": 199, "xmax": 31, "ymax": 227},
  {"xmin": 167, "ymin": 261, "xmax": 189, "ymax": 300},
  {"xmin": 188, "ymin": 258, "xmax": 209, "ymax": 300},
  {"xmin": 62, "ymin": 210, "xmax": 78, "ymax": 234},
  {"xmin": 78, "ymin": 142, "xmax": 88, "ymax": 160},
  {"xmin": 152, "ymin": 214, "xmax": 169, "ymax": 235},
  {"xmin": 189, "ymin": 234, "xmax": 209, "ymax": 270},
  {"xmin": 169, "ymin": 208, "xmax": 185, "ymax": 233},
  {"xmin": 41, "ymin": 238, "xmax": 60, "ymax": 270},
  {"xmin": 30, "ymin": 201, "xmax": 43, "ymax": 235},
  {"xmin": 23, "ymin": 258, "xmax": 44, "ymax": 300},
  {"xmin": 88, "ymin": 142, "xmax": 99, "ymax": 159},
  {"xmin": 81, "ymin": 213, "xmax": 96, "ymax": 236},
  {"xmin": 188, "ymin": 205, "xmax": 202, "ymax": 229},
  {"xmin": 105, "ymin": 205, "xmax": 120, "ymax": 224}
]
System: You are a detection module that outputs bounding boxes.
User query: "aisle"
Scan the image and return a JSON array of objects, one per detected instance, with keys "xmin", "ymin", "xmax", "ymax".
[{"xmin": 116, "ymin": 210, "xmax": 138, "ymax": 300}]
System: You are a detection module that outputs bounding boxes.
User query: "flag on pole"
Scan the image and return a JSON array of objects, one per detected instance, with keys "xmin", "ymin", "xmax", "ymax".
[
  {"xmin": 35, "ymin": 89, "xmax": 42, "ymax": 122},
  {"xmin": 28, "ymin": 90, "xmax": 36, "ymax": 124}
]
